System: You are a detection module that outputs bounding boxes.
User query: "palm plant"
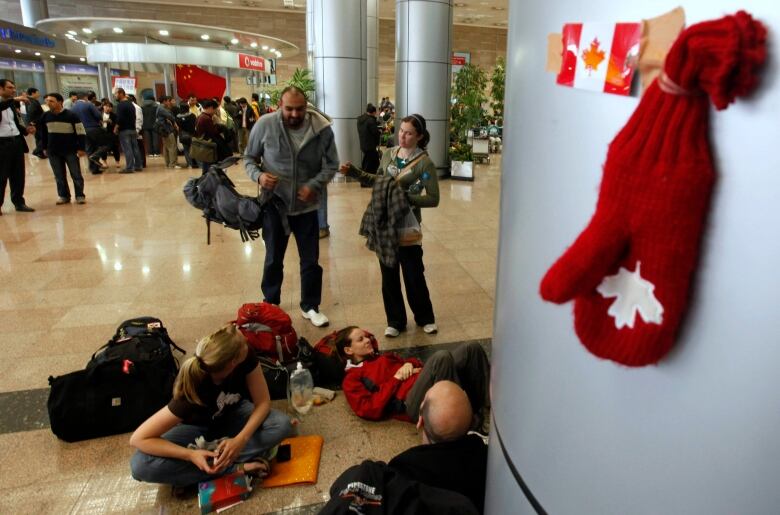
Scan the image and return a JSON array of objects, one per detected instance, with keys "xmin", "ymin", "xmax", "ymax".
[{"xmin": 490, "ymin": 56, "xmax": 505, "ymax": 125}]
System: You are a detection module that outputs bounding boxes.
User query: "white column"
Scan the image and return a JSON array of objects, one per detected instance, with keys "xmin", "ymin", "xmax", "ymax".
[
  {"xmin": 305, "ymin": 0, "xmax": 315, "ymax": 72},
  {"xmin": 225, "ymin": 68, "xmax": 231, "ymax": 97},
  {"xmin": 162, "ymin": 64, "xmax": 171, "ymax": 96},
  {"xmin": 366, "ymin": 0, "xmax": 379, "ymax": 106},
  {"xmin": 395, "ymin": 0, "xmax": 452, "ymax": 177},
  {"xmin": 42, "ymin": 59, "xmax": 57, "ymax": 95},
  {"xmin": 312, "ymin": 0, "xmax": 367, "ymax": 167},
  {"xmin": 20, "ymin": 0, "xmax": 48, "ymax": 28}
]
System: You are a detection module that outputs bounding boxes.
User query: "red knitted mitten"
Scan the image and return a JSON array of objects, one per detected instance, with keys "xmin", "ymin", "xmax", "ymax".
[{"xmin": 540, "ymin": 11, "xmax": 766, "ymax": 366}]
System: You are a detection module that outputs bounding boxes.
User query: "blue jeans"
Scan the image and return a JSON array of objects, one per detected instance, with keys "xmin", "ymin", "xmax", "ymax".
[
  {"xmin": 130, "ymin": 403, "xmax": 291, "ymax": 487},
  {"xmin": 119, "ymin": 130, "xmax": 143, "ymax": 171},
  {"xmin": 261, "ymin": 207, "xmax": 322, "ymax": 312},
  {"xmin": 317, "ymin": 186, "xmax": 328, "ymax": 230},
  {"xmin": 48, "ymin": 153, "xmax": 84, "ymax": 199}
]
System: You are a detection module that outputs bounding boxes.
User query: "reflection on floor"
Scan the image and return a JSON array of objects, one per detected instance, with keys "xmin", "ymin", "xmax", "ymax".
[{"xmin": 0, "ymin": 146, "xmax": 501, "ymax": 514}]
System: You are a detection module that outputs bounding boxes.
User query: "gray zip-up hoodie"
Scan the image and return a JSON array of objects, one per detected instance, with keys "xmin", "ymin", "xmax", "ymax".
[{"xmin": 243, "ymin": 108, "xmax": 338, "ymax": 215}]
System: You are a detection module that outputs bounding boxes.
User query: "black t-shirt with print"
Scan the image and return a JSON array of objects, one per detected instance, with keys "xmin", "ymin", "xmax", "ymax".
[{"xmin": 168, "ymin": 352, "xmax": 259, "ymax": 426}]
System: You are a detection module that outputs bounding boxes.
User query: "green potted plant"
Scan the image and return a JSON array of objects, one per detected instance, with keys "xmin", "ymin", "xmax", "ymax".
[
  {"xmin": 490, "ymin": 56, "xmax": 505, "ymax": 126},
  {"xmin": 450, "ymin": 63, "xmax": 488, "ymax": 180}
]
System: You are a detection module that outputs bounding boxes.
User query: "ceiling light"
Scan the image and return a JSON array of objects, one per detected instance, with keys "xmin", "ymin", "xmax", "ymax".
[
  {"xmin": 50, "ymin": 55, "xmax": 56, "ymax": 59},
  {"xmin": 250, "ymin": 42, "xmax": 257, "ymax": 48},
  {"xmin": 275, "ymin": 51, "xmax": 281, "ymax": 58},
  {"xmin": 201, "ymin": 34, "xmax": 210, "ymax": 40},
  {"xmin": 261, "ymin": 45, "xmax": 268, "ymax": 50},
  {"xmin": 81, "ymin": 41, "xmax": 88, "ymax": 46},
  {"xmin": 34, "ymin": 52, "xmax": 41, "ymax": 56},
  {"xmin": 79, "ymin": 57, "xmax": 86, "ymax": 62},
  {"xmin": 67, "ymin": 30, "xmax": 77, "ymax": 35},
  {"xmin": 14, "ymin": 49, "xmax": 21, "ymax": 54},
  {"xmin": 82, "ymin": 28, "xmax": 92, "ymax": 34},
  {"xmin": 113, "ymin": 27, "xmax": 123, "ymax": 33},
  {"xmin": 491, "ymin": 6, "xmax": 505, "ymax": 10},
  {"xmin": 270, "ymin": 48, "xmax": 276, "ymax": 53},
  {"xmin": 159, "ymin": 29, "xmax": 169, "ymax": 36},
  {"xmin": 231, "ymin": 38, "xmax": 240, "ymax": 45}
]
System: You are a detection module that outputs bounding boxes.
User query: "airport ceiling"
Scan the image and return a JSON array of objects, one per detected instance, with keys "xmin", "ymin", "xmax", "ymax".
[{"xmin": 128, "ymin": 0, "xmax": 510, "ymax": 28}]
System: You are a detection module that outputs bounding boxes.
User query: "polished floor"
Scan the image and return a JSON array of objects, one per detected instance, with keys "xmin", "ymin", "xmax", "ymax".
[{"xmin": 0, "ymin": 141, "xmax": 500, "ymax": 514}]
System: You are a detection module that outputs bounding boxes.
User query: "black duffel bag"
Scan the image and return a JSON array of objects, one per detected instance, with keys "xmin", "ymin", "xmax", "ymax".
[{"xmin": 48, "ymin": 317, "xmax": 185, "ymax": 442}]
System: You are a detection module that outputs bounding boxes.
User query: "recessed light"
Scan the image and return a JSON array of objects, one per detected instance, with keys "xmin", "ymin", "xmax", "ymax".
[
  {"xmin": 82, "ymin": 28, "xmax": 92, "ymax": 34},
  {"xmin": 34, "ymin": 52, "xmax": 41, "ymax": 56},
  {"xmin": 201, "ymin": 34, "xmax": 210, "ymax": 40},
  {"xmin": 113, "ymin": 27, "xmax": 123, "ymax": 33},
  {"xmin": 276, "ymin": 52, "xmax": 282, "ymax": 58},
  {"xmin": 159, "ymin": 29, "xmax": 169, "ymax": 36},
  {"xmin": 270, "ymin": 48, "xmax": 276, "ymax": 53},
  {"xmin": 67, "ymin": 30, "xmax": 77, "ymax": 35},
  {"xmin": 79, "ymin": 57, "xmax": 86, "ymax": 62},
  {"xmin": 81, "ymin": 41, "xmax": 88, "ymax": 46},
  {"xmin": 50, "ymin": 55, "xmax": 56, "ymax": 59},
  {"xmin": 455, "ymin": 2, "xmax": 467, "ymax": 6},
  {"xmin": 231, "ymin": 38, "xmax": 240, "ymax": 45},
  {"xmin": 261, "ymin": 45, "xmax": 269, "ymax": 50},
  {"xmin": 14, "ymin": 49, "xmax": 21, "ymax": 54},
  {"xmin": 250, "ymin": 42, "xmax": 257, "ymax": 48}
]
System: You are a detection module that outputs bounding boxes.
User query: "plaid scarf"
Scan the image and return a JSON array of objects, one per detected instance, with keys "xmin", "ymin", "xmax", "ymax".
[{"xmin": 359, "ymin": 175, "xmax": 412, "ymax": 267}]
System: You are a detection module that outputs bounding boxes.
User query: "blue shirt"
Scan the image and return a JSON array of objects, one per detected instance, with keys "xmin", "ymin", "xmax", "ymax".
[{"xmin": 69, "ymin": 100, "xmax": 103, "ymax": 130}]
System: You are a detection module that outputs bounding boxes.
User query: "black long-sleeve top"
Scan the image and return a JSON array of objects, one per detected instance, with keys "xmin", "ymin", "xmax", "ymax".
[{"xmin": 39, "ymin": 109, "xmax": 86, "ymax": 154}]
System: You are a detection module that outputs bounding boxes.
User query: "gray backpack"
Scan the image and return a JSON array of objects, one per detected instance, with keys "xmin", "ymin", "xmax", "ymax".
[{"xmin": 183, "ymin": 157, "xmax": 264, "ymax": 244}]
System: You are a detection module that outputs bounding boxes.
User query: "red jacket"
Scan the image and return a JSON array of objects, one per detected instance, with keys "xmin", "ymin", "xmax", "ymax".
[{"xmin": 342, "ymin": 352, "xmax": 424, "ymax": 422}]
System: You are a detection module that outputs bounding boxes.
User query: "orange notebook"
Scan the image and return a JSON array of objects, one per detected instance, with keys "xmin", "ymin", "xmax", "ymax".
[{"xmin": 262, "ymin": 435, "xmax": 324, "ymax": 488}]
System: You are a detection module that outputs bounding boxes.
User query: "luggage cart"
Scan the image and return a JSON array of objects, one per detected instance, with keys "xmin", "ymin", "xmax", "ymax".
[{"xmin": 471, "ymin": 136, "xmax": 490, "ymax": 164}]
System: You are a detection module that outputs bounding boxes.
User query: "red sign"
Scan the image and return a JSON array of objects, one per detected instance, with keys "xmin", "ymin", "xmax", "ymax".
[
  {"xmin": 451, "ymin": 55, "xmax": 467, "ymax": 66},
  {"xmin": 238, "ymin": 53, "xmax": 265, "ymax": 71}
]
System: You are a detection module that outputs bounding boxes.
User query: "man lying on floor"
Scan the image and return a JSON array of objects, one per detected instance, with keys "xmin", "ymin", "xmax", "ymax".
[
  {"xmin": 332, "ymin": 326, "xmax": 490, "ymax": 431},
  {"xmin": 320, "ymin": 380, "xmax": 488, "ymax": 514}
]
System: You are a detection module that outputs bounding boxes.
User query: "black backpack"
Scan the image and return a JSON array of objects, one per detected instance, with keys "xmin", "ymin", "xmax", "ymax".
[
  {"xmin": 320, "ymin": 460, "xmax": 479, "ymax": 515},
  {"xmin": 47, "ymin": 317, "xmax": 185, "ymax": 442},
  {"xmin": 182, "ymin": 157, "xmax": 265, "ymax": 244}
]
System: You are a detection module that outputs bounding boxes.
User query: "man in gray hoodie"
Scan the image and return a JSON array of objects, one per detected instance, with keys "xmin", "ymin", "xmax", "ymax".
[{"xmin": 244, "ymin": 86, "xmax": 338, "ymax": 328}]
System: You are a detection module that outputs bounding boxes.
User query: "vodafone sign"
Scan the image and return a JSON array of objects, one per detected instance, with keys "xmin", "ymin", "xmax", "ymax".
[{"xmin": 239, "ymin": 53, "xmax": 265, "ymax": 71}]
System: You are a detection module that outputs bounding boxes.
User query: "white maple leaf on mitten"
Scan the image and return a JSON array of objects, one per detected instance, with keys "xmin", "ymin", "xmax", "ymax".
[{"xmin": 596, "ymin": 262, "xmax": 664, "ymax": 329}]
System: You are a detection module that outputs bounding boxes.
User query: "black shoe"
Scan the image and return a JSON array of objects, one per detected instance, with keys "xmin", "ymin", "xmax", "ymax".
[
  {"xmin": 119, "ymin": 169, "xmax": 134, "ymax": 174},
  {"xmin": 88, "ymin": 154, "xmax": 102, "ymax": 165},
  {"xmin": 91, "ymin": 171, "xmax": 103, "ymax": 175},
  {"xmin": 14, "ymin": 204, "xmax": 35, "ymax": 212}
]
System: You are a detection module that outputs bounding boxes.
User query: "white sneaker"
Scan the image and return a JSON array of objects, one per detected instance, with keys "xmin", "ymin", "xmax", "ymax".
[
  {"xmin": 302, "ymin": 309, "xmax": 329, "ymax": 327},
  {"xmin": 384, "ymin": 326, "xmax": 400, "ymax": 337},
  {"xmin": 423, "ymin": 323, "xmax": 438, "ymax": 334}
]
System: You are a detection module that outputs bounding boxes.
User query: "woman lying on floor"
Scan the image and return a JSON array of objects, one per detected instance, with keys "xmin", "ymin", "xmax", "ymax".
[
  {"xmin": 129, "ymin": 323, "xmax": 292, "ymax": 489},
  {"xmin": 332, "ymin": 326, "xmax": 490, "ymax": 429}
]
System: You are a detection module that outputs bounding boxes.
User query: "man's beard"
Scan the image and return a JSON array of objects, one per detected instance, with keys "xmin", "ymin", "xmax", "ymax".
[{"xmin": 285, "ymin": 116, "xmax": 304, "ymax": 129}]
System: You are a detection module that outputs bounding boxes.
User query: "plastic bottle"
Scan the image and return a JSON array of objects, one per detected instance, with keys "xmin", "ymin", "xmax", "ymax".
[{"xmin": 289, "ymin": 362, "xmax": 314, "ymax": 416}]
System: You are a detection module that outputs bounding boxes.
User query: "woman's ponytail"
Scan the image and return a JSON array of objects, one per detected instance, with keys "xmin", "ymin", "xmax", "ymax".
[{"xmin": 172, "ymin": 323, "xmax": 246, "ymax": 406}]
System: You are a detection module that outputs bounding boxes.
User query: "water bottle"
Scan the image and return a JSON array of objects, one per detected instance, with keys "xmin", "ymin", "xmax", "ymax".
[{"xmin": 289, "ymin": 362, "xmax": 314, "ymax": 416}]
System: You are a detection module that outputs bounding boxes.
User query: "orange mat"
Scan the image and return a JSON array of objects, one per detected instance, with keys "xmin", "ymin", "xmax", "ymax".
[{"xmin": 262, "ymin": 435, "xmax": 324, "ymax": 488}]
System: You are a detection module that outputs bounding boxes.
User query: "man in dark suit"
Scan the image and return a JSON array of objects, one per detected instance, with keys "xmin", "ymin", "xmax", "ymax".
[
  {"xmin": 25, "ymin": 87, "xmax": 45, "ymax": 158},
  {"xmin": 356, "ymin": 103, "xmax": 381, "ymax": 175},
  {"xmin": 0, "ymin": 79, "xmax": 36, "ymax": 214}
]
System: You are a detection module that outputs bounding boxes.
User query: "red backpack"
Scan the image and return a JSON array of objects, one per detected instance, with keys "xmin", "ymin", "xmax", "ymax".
[{"xmin": 235, "ymin": 302, "xmax": 298, "ymax": 362}]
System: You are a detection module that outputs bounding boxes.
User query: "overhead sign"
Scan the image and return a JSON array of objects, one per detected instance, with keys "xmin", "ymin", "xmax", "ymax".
[
  {"xmin": 238, "ymin": 53, "xmax": 265, "ymax": 71},
  {"xmin": 0, "ymin": 58, "xmax": 44, "ymax": 72},
  {"xmin": 0, "ymin": 21, "xmax": 61, "ymax": 51}
]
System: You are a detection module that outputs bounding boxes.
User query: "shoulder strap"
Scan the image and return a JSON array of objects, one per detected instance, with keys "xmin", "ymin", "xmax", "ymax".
[{"xmin": 395, "ymin": 153, "xmax": 428, "ymax": 182}]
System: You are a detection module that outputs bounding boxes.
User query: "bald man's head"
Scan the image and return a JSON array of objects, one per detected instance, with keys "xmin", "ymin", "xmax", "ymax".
[{"xmin": 417, "ymin": 381, "xmax": 473, "ymax": 444}]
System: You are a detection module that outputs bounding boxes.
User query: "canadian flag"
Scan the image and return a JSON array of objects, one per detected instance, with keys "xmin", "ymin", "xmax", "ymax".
[{"xmin": 557, "ymin": 22, "xmax": 642, "ymax": 96}]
